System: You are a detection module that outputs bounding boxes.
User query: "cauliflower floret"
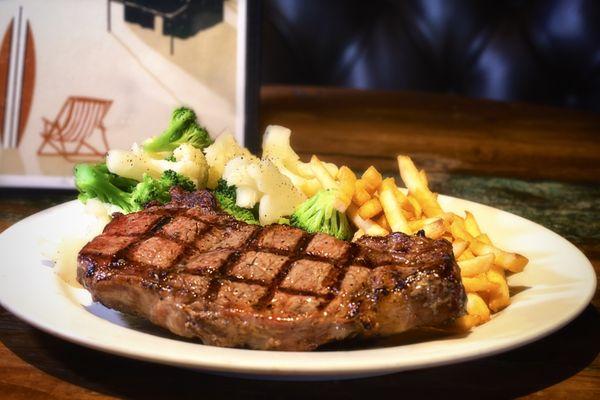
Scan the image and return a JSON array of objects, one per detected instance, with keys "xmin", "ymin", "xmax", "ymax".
[
  {"xmin": 222, "ymin": 156, "xmax": 258, "ymax": 188},
  {"xmin": 262, "ymin": 125, "xmax": 314, "ymax": 179},
  {"xmin": 221, "ymin": 156, "xmax": 306, "ymax": 224},
  {"xmin": 106, "ymin": 143, "xmax": 208, "ymax": 188},
  {"xmin": 222, "ymin": 156, "xmax": 261, "ymax": 208},
  {"xmin": 235, "ymin": 186, "xmax": 260, "ymax": 209},
  {"xmin": 165, "ymin": 144, "xmax": 208, "ymax": 188},
  {"xmin": 106, "ymin": 143, "xmax": 158, "ymax": 180},
  {"xmin": 261, "ymin": 125, "xmax": 339, "ymax": 197},
  {"xmin": 249, "ymin": 159, "xmax": 306, "ymax": 225},
  {"xmin": 203, "ymin": 132, "xmax": 258, "ymax": 189}
]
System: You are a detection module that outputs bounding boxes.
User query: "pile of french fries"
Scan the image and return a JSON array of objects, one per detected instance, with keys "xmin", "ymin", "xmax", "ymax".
[{"xmin": 306, "ymin": 154, "xmax": 529, "ymax": 331}]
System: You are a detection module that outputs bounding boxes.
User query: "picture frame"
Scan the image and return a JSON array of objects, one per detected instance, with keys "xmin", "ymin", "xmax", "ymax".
[{"xmin": 0, "ymin": 0, "xmax": 259, "ymax": 188}]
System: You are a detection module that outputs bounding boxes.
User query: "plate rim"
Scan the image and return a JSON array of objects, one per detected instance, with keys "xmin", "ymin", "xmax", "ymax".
[{"xmin": 0, "ymin": 196, "xmax": 596, "ymax": 378}]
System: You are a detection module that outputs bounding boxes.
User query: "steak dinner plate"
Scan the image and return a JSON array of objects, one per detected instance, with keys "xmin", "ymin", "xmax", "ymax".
[{"xmin": 0, "ymin": 196, "xmax": 595, "ymax": 380}]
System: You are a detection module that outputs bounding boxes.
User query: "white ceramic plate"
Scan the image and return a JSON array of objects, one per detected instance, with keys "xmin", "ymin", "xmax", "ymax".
[{"xmin": 0, "ymin": 196, "xmax": 595, "ymax": 380}]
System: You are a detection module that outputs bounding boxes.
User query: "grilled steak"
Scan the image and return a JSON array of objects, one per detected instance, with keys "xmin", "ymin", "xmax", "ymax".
[{"xmin": 78, "ymin": 188, "xmax": 466, "ymax": 351}]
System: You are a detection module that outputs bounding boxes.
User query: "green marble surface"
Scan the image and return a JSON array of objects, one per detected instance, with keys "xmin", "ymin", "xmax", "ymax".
[
  {"xmin": 431, "ymin": 174, "xmax": 600, "ymax": 247},
  {"xmin": 1, "ymin": 176, "xmax": 599, "ymax": 248}
]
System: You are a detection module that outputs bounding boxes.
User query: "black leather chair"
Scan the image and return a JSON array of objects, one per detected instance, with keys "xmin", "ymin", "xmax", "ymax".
[{"xmin": 262, "ymin": 0, "xmax": 600, "ymax": 112}]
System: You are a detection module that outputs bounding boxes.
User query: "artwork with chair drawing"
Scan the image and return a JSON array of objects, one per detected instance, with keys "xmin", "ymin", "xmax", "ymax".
[{"xmin": 0, "ymin": 0, "xmax": 253, "ymax": 187}]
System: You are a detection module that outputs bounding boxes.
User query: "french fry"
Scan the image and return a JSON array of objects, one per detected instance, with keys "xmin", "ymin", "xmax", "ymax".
[
  {"xmin": 375, "ymin": 213, "xmax": 391, "ymax": 231},
  {"xmin": 358, "ymin": 198, "xmax": 383, "ymax": 220},
  {"xmin": 394, "ymin": 186, "xmax": 411, "ymax": 208},
  {"xmin": 338, "ymin": 166, "xmax": 357, "ymax": 197},
  {"xmin": 452, "ymin": 239, "xmax": 469, "ymax": 258},
  {"xmin": 381, "ymin": 178, "xmax": 413, "ymax": 213},
  {"xmin": 458, "ymin": 249, "xmax": 475, "ymax": 261},
  {"xmin": 408, "ymin": 219, "xmax": 425, "ymax": 232},
  {"xmin": 476, "ymin": 233, "xmax": 492, "ymax": 245},
  {"xmin": 379, "ymin": 177, "xmax": 397, "ymax": 192},
  {"xmin": 422, "ymin": 218, "xmax": 445, "ymax": 239},
  {"xmin": 310, "ymin": 156, "xmax": 338, "ymax": 190},
  {"xmin": 452, "ymin": 314, "xmax": 479, "ymax": 331},
  {"xmin": 352, "ymin": 228, "xmax": 365, "ymax": 242},
  {"xmin": 419, "ymin": 169, "xmax": 429, "ymax": 187},
  {"xmin": 347, "ymin": 204, "xmax": 389, "ymax": 236},
  {"xmin": 462, "ymin": 274, "xmax": 499, "ymax": 293},
  {"xmin": 439, "ymin": 212, "xmax": 456, "ymax": 226},
  {"xmin": 324, "ymin": 162, "xmax": 339, "ymax": 179},
  {"xmin": 466, "ymin": 293, "xmax": 491, "ymax": 324},
  {"xmin": 407, "ymin": 195, "xmax": 423, "ymax": 219},
  {"xmin": 451, "ymin": 293, "xmax": 491, "ymax": 331},
  {"xmin": 487, "ymin": 265, "xmax": 510, "ymax": 311},
  {"xmin": 441, "ymin": 233, "xmax": 455, "ymax": 243},
  {"xmin": 363, "ymin": 221, "xmax": 389, "ymax": 236},
  {"xmin": 451, "ymin": 213, "xmax": 466, "ymax": 227},
  {"xmin": 464, "ymin": 211, "xmax": 482, "ymax": 237},
  {"xmin": 379, "ymin": 187, "xmax": 411, "ymax": 234},
  {"xmin": 401, "ymin": 209, "xmax": 414, "ymax": 220},
  {"xmin": 352, "ymin": 180, "xmax": 371, "ymax": 206},
  {"xmin": 334, "ymin": 166, "xmax": 357, "ymax": 212},
  {"xmin": 362, "ymin": 166, "xmax": 383, "ymax": 193},
  {"xmin": 397, "ymin": 155, "xmax": 443, "ymax": 217},
  {"xmin": 458, "ymin": 253, "xmax": 494, "ymax": 277},
  {"xmin": 450, "ymin": 220, "xmax": 475, "ymax": 242},
  {"xmin": 469, "ymin": 240, "xmax": 529, "ymax": 273}
]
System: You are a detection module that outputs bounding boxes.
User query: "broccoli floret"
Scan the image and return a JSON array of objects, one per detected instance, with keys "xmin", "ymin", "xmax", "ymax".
[
  {"xmin": 129, "ymin": 174, "xmax": 171, "ymax": 208},
  {"xmin": 74, "ymin": 163, "xmax": 138, "ymax": 213},
  {"xmin": 95, "ymin": 163, "xmax": 138, "ymax": 192},
  {"xmin": 290, "ymin": 189, "xmax": 352, "ymax": 240},
  {"xmin": 143, "ymin": 107, "xmax": 213, "ymax": 153},
  {"xmin": 213, "ymin": 179, "xmax": 259, "ymax": 224},
  {"xmin": 75, "ymin": 164, "xmax": 195, "ymax": 213},
  {"xmin": 161, "ymin": 170, "xmax": 196, "ymax": 192},
  {"xmin": 130, "ymin": 170, "xmax": 196, "ymax": 209},
  {"xmin": 177, "ymin": 124, "xmax": 213, "ymax": 150}
]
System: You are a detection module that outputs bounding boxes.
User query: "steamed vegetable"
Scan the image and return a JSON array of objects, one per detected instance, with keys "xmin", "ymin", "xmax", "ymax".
[
  {"xmin": 213, "ymin": 179, "xmax": 259, "ymax": 224},
  {"xmin": 75, "ymin": 163, "xmax": 138, "ymax": 213},
  {"xmin": 130, "ymin": 170, "xmax": 195, "ymax": 207},
  {"xmin": 143, "ymin": 107, "xmax": 213, "ymax": 153},
  {"xmin": 76, "ymin": 109, "xmax": 340, "ymax": 238},
  {"xmin": 204, "ymin": 133, "xmax": 258, "ymax": 189},
  {"xmin": 262, "ymin": 125, "xmax": 313, "ymax": 179},
  {"xmin": 215, "ymin": 133, "xmax": 308, "ymax": 224},
  {"xmin": 97, "ymin": 163, "xmax": 138, "ymax": 191},
  {"xmin": 251, "ymin": 159, "xmax": 306, "ymax": 225},
  {"xmin": 75, "ymin": 163, "xmax": 195, "ymax": 213},
  {"xmin": 222, "ymin": 155, "xmax": 307, "ymax": 224},
  {"xmin": 222, "ymin": 155, "xmax": 261, "ymax": 208},
  {"xmin": 106, "ymin": 143, "xmax": 208, "ymax": 188},
  {"xmin": 261, "ymin": 125, "xmax": 340, "ymax": 197},
  {"xmin": 290, "ymin": 189, "xmax": 352, "ymax": 240},
  {"xmin": 261, "ymin": 125, "xmax": 318, "ymax": 196}
]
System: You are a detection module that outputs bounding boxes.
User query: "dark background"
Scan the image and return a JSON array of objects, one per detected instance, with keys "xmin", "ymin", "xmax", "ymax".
[{"xmin": 261, "ymin": 0, "xmax": 600, "ymax": 112}]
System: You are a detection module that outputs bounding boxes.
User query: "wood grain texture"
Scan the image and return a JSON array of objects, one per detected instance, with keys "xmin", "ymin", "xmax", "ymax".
[
  {"xmin": 259, "ymin": 86, "xmax": 600, "ymax": 183},
  {"xmin": 0, "ymin": 87, "xmax": 599, "ymax": 399}
]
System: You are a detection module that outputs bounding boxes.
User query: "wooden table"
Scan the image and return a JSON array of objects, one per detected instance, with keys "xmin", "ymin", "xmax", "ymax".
[{"xmin": 1, "ymin": 86, "xmax": 599, "ymax": 399}]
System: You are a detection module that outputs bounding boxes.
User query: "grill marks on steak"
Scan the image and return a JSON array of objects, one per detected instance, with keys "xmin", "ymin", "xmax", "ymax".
[{"xmin": 78, "ymin": 189, "xmax": 466, "ymax": 350}]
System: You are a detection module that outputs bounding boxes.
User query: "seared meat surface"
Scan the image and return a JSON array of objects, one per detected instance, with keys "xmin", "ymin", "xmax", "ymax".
[{"xmin": 78, "ymin": 188, "xmax": 466, "ymax": 351}]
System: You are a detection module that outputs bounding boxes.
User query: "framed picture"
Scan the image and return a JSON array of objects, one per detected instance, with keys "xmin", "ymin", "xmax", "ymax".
[{"xmin": 0, "ymin": 0, "xmax": 259, "ymax": 188}]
